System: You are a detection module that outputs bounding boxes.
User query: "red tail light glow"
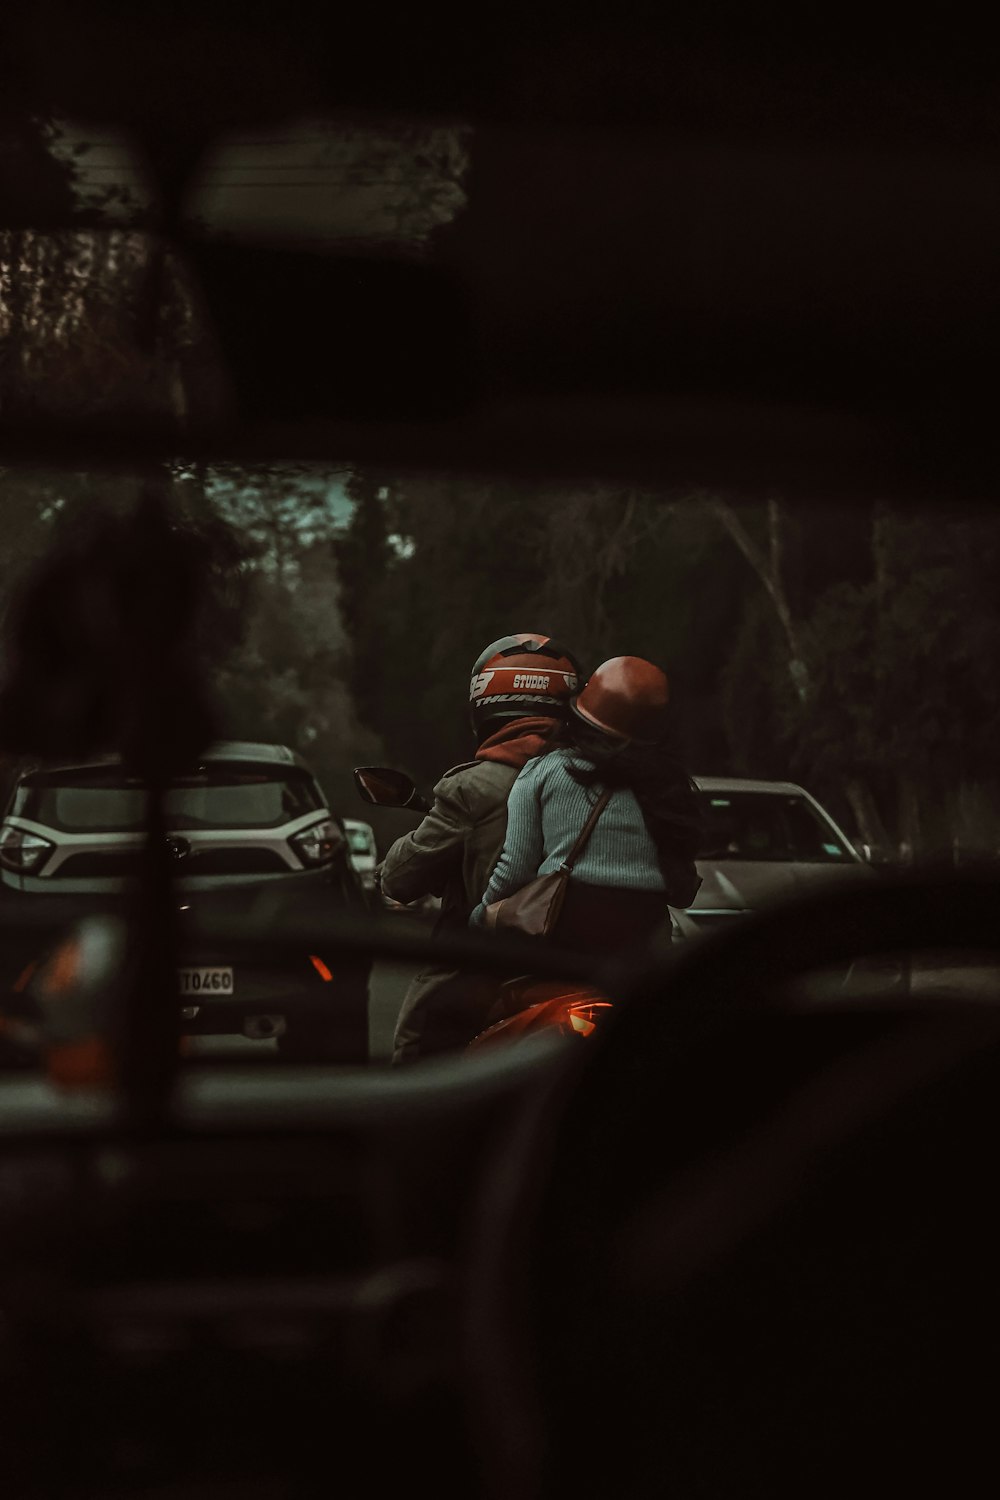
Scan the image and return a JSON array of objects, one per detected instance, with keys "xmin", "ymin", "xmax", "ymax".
[
  {"xmin": 309, "ymin": 955, "xmax": 334, "ymax": 982},
  {"xmin": 567, "ymin": 1000, "xmax": 613, "ymax": 1037}
]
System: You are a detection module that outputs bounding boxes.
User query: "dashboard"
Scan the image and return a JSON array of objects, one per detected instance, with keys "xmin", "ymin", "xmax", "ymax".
[{"xmin": 3, "ymin": 873, "xmax": 1000, "ymax": 1497}]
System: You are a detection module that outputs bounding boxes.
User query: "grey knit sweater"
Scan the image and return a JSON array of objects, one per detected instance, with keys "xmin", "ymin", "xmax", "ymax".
[{"xmin": 470, "ymin": 748, "xmax": 698, "ymax": 925}]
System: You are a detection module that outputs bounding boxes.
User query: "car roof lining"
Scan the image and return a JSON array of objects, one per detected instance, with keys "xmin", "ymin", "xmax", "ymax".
[{"xmin": 3, "ymin": 16, "xmax": 997, "ymax": 499}]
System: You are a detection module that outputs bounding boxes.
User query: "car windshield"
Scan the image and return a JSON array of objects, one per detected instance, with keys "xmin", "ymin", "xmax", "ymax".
[
  {"xmin": 1, "ymin": 464, "xmax": 998, "ymax": 1076},
  {"xmin": 697, "ymin": 792, "xmax": 852, "ymax": 863},
  {"xmin": 1, "ymin": 100, "xmax": 999, "ymax": 1085},
  {"xmin": 3, "ymin": 32, "xmax": 1000, "ymax": 1500},
  {"xmin": 11, "ymin": 768, "xmax": 323, "ymax": 831}
]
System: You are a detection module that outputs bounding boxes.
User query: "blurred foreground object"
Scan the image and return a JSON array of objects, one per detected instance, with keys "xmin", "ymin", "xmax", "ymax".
[
  {"xmin": 0, "ymin": 488, "xmax": 215, "ymax": 771},
  {"xmin": 0, "ymin": 917, "xmax": 125, "ymax": 1088}
]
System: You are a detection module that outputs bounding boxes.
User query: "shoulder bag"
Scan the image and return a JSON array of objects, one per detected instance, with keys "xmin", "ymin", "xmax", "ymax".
[{"xmin": 482, "ymin": 789, "xmax": 612, "ymax": 938}]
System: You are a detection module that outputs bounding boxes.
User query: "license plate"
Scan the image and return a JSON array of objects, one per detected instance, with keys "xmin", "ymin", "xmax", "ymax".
[{"xmin": 177, "ymin": 966, "xmax": 234, "ymax": 996}]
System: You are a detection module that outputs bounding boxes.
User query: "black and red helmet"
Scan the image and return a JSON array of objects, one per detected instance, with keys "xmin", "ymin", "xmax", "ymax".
[{"xmin": 470, "ymin": 634, "xmax": 582, "ymax": 738}]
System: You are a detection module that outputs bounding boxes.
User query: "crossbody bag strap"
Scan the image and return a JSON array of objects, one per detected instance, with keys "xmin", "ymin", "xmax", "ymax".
[{"xmin": 561, "ymin": 788, "xmax": 613, "ymax": 873}]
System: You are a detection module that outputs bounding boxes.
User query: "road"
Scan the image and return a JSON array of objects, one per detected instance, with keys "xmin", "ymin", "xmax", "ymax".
[
  {"xmin": 95, "ymin": 953, "xmax": 1000, "ymax": 1069},
  {"xmin": 5, "ymin": 954, "xmax": 998, "ymax": 1081},
  {"xmin": 368, "ymin": 960, "xmax": 416, "ymax": 1061}
]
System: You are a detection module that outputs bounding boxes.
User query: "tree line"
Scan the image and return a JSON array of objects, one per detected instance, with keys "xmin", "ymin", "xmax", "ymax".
[
  {"xmin": 1, "ymin": 458, "xmax": 997, "ymax": 865},
  {"xmin": 332, "ymin": 475, "xmax": 1000, "ymax": 864}
]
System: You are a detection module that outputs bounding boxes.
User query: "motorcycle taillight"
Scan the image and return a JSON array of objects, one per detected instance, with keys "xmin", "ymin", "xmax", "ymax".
[{"xmin": 567, "ymin": 1000, "xmax": 613, "ymax": 1037}]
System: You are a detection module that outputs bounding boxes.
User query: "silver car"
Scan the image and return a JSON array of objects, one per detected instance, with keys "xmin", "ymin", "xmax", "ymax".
[{"xmin": 674, "ymin": 776, "xmax": 871, "ymax": 941}]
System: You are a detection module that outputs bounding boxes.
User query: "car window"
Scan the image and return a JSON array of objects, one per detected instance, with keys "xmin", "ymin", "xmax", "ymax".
[
  {"xmin": 1, "ymin": 461, "xmax": 997, "ymax": 1079},
  {"xmin": 12, "ymin": 769, "xmax": 324, "ymax": 831},
  {"xmin": 698, "ymin": 793, "xmax": 850, "ymax": 863},
  {"xmin": 2, "ymin": 102, "xmax": 999, "ymax": 1078},
  {"xmin": 779, "ymin": 797, "xmax": 850, "ymax": 862}
]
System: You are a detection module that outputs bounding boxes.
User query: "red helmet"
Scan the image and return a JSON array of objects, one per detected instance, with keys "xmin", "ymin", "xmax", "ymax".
[
  {"xmin": 571, "ymin": 656, "xmax": 669, "ymax": 743},
  {"xmin": 470, "ymin": 634, "xmax": 582, "ymax": 737}
]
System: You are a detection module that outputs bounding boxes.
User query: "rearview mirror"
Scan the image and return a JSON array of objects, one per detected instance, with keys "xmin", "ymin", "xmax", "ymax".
[{"xmin": 353, "ymin": 767, "xmax": 429, "ymax": 812}]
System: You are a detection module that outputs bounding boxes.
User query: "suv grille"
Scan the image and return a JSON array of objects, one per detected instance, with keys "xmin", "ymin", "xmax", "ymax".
[{"xmin": 55, "ymin": 849, "xmax": 289, "ymax": 878}]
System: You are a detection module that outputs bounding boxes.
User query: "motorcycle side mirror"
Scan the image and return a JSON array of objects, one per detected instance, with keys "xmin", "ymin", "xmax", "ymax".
[{"xmin": 353, "ymin": 766, "xmax": 429, "ymax": 812}]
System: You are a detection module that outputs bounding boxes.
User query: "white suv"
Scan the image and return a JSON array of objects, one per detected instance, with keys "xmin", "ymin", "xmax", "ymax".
[
  {"xmin": 0, "ymin": 741, "xmax": 371, "ymax": 1061},
  {"xmin": 0, "ymin": 741, "xmax": 350, "ymax": 886}
]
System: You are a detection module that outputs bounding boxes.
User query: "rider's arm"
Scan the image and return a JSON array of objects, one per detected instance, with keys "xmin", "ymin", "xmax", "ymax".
[
  {"xmin": 469, "ymin": 767, "xmax": 543, "ymax": 926},
  {"xmin": 379, "ymin": 777, "xmax": 469, "ymax": 905}
]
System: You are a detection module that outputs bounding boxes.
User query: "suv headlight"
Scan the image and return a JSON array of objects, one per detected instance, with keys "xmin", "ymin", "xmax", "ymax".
[
  {"xmin": 290, "ymin": 819, "xmax": 344, "ymax": 868},
  {"xmin": 0, "ymin": 825, "xmax": 55, "ymax": 873}
]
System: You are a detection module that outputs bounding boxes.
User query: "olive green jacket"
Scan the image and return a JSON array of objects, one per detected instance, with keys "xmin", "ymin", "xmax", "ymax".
[{"xmin": 379, "ymin": 758, "xmax": 519, "ymax": 1063}]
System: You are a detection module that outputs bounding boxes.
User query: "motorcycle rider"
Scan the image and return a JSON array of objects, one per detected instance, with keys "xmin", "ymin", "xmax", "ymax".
[
  {"xmin": 379, "ymin": 633, "xmax": 582, "ymax": 1063},
  {"xmin": 470, "ymin": 656, "xmax": 703, "ymax": 950}
]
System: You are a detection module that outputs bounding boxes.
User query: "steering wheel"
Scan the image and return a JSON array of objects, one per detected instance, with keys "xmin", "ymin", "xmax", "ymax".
[{"xmin": 466, "ymin": 871, "xmax": 1000, "ymax": 1500}]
